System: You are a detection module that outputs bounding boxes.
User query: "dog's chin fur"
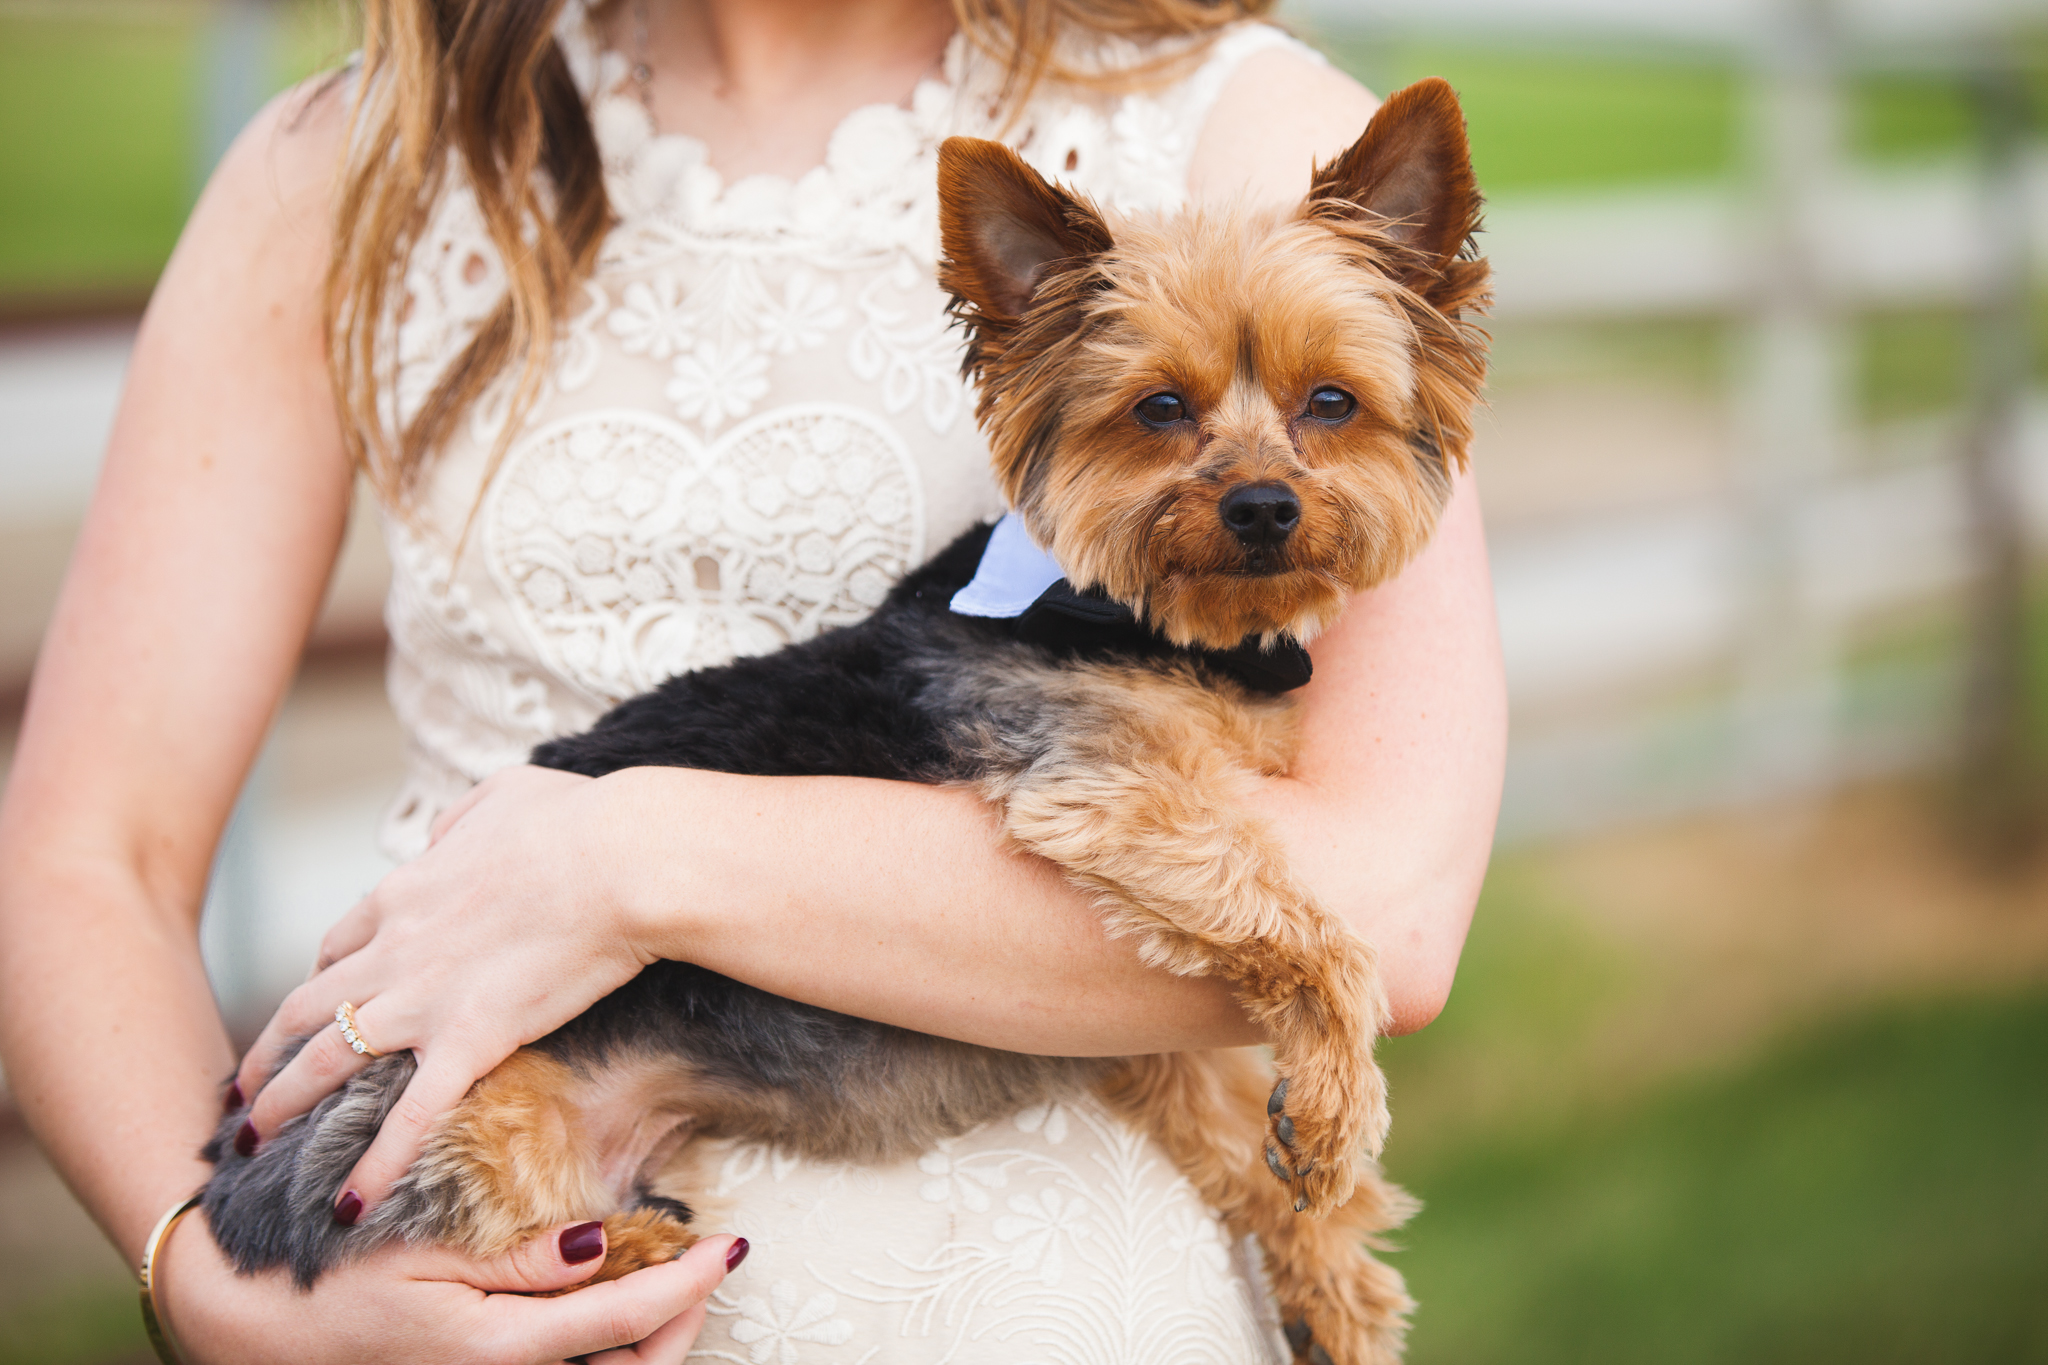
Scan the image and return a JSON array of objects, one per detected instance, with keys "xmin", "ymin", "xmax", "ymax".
[{"xmin": 1144, "ymin": 570, "xmax": 1349, "ymax": 650}]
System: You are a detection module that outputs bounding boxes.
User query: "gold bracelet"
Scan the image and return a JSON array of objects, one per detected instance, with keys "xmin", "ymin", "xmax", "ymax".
[{"xmin": 139, "ymin": 1193, "xmax": 203, "ymax": 1365}]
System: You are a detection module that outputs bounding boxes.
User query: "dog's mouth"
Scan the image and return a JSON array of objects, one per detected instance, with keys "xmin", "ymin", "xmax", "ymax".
[
  {"xmin": 1151, "ymin": 547, "xmax": 1302, "ymax": 582},
  {"xmin": 1156, "ymin": 557, "xmax": 1318, "ymax": 586},
  {"xmin": 1227, "ymin": 548, "xmax": 1294, "ymax": 578}
]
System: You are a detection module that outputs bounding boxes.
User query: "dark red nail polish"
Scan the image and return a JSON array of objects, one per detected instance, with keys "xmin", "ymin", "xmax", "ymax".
[
  {"xmin": 333, "ymin": 1190, "xmax": 363, "ymax": 1226},
  {"xmin": 560, "ymin": 1221, "xmax": 604, "ymax": 1264},
  {"xmin": 234, "ymin": 1120, "xmax": 258, "ymax": 1158},
  {"xmin": 724, "ymin": 1237, "xmax": 750, "ymax": 1272},
  {"xmin": 223, "ymin": 1081, "xmax": 244, "ymax": 1114}
]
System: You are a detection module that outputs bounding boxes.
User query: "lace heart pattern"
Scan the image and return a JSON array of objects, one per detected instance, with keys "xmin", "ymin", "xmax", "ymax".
[{"xmin": 484, "ymin": 404, "xmax": 926, "ymax": 704}]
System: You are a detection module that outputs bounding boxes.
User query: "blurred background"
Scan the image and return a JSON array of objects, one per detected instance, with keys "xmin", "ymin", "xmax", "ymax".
[{"xmin": 0, "ymin": 0, "xmax": 2043, "ymax": 1360}]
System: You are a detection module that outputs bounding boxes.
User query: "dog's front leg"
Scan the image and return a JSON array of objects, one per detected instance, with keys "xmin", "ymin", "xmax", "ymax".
[{"xmin": 989, "ymin": 714, "xmax": 1391, "ymax": 1217}]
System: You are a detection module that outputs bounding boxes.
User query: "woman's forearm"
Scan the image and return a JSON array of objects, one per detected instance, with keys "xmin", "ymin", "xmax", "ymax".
[
  {"xmin": 0, "ymin": 858, "xmax": 231, "ymax": 1260},
  {"xmin": 0, "ymin": 76, "xmax": 356, "ymax": 1259},
  {"xmin": 600, "ymin": 768, "xmax": 1260, "ymax": 1057},
  {"xmin": 593, "ymin": 758, "xmax": 1478, "ymax": 1057}
]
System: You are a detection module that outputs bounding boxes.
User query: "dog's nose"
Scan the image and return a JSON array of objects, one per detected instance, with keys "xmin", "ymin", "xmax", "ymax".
[{"xmin": 1218, "ymin": 482, "xmax": 1301, "ymax": 547}]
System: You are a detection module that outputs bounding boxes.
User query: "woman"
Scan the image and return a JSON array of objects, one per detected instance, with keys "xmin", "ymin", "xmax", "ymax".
[{"xmin": 0, "ymin": 0, "xmax": 1505, "ymax": 1361}]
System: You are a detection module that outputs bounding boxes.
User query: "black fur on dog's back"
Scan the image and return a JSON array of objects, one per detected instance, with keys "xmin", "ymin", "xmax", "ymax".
[{"xmin": 529, "ymin": 524, "xmax": 995, "ymax": 783}]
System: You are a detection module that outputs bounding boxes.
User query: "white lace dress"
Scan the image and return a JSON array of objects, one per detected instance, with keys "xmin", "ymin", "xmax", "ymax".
[{"xmin": 372, "ymin": 8, "xmax": 1324, "ymax": 1361}]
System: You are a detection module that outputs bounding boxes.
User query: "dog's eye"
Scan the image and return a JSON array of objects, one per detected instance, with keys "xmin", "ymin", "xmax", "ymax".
[
  {"xmin": 1307, "ymin": 388, "xmax": 1356, "ymax": 422},
  {"xmin": 1134, "ymin": 393, "xmax": 1187, "ymax": 427}
]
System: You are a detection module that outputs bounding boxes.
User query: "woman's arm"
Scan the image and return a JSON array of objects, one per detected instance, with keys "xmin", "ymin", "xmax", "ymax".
[
  {"xmin": 242, "ymin": 46, "xmax": 1504, "ymax": 1210},
  {"xmin": 0, "ymin": 78, "xmax": 352, "ymax": 1264},
  {"xmin": 0, "ymin": 79, "xmax": 734, "ymax": 1363}
]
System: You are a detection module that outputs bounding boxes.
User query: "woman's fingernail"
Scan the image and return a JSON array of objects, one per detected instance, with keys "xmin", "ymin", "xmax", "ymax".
[
  {"xmin": 560, "ymin": 1221, "xmax": 605, "ymax": 1264},
  {"xmin": 234, "ymin": 1120, "xmax": 258, "ymax": 1157},
  {"xmin": 724, "ymin": 1237, "xmax": 750, "ymax": 1272},
  {"xmin": 223, "ymin": 1081, "xmax": 244, "ymax": 1114},
  {"xmin": 333, "ymin": 1190, "xmax": 363, "ymax": 1226}
]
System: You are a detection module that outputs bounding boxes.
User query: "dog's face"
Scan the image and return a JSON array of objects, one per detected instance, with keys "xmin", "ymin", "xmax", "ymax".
[{"xmin": 938, "ymin": 78, "xmax": 1490, "ymax": 648}]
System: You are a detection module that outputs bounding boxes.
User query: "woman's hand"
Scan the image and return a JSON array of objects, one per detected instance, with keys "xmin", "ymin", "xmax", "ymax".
[
  {"xmin": 235, "ymin": 765, "xmax": 660, "ymax": 1215},
  {"xmin": 162, "ymin": 1206, "xmax": 745, "ymax": 1365}
]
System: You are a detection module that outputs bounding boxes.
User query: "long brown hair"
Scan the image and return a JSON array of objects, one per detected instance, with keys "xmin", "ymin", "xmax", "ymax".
[{"xmin": 328, "ymin": 0, "xmax": 1276, "ymax": 512}]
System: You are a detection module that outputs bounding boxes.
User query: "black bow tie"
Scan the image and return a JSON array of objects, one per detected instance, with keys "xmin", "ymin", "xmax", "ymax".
[{"xmin": 1011, "ymin": 579, "xmax": 1313, "ymax": 695}]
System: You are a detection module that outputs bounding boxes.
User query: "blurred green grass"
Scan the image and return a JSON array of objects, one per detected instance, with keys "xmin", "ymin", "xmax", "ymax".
[
  {"xmin": 0, "ymin": 14, "xmax": 203, "ymax": 299},
  {"xmin": 0, "ymin": 3, "xmax": 348, "ymax": 302},
  {"xmin": 1320, "ymin": 42, "xmax": 1742, "ymax": 191},
  {"xmin": 0, "ymin": 1281, "xmax": 144, "ymax": 1365},
  {"xmin": 1377, "ymin": 871, "xmax": 2048, "ymax": 1365},
  {"xmin": 1383, "ymin": 989, "xmax": 2048, "ymax": 1364}
]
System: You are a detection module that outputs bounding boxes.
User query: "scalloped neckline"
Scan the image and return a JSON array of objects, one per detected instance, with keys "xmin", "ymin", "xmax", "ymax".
[{"xmin": 584, "ymin": 33, "xmax": 968, "ymax": 218}]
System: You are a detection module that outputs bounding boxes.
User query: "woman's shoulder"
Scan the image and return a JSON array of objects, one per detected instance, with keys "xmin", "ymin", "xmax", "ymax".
[
  {"xmin": 179, "ymin": 71, "xmax": 353, "ymax": 281},
  {"xmin": 993, "ymin": 22, "xmax": 1375, "ymax": 215},
  {"xmin": 218, "ymin": 71, "xmax": 353, "ymax": 210},
  {"xmin": 138, "ymin": 70, "xmax": 353, "ymax": 382},
  {"xmin": 1186, "ymin": 29, "xmax": 1381, "ymax": 209}
]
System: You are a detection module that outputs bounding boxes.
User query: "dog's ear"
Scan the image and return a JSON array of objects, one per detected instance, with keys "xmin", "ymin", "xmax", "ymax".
[
  {"xmin": 1307, "ymin": 77, "xmax": 1481, "ymax": 296},
  {"xmin": 938, "ymin": 137, "xmax": 1113, "ymax": 322}
]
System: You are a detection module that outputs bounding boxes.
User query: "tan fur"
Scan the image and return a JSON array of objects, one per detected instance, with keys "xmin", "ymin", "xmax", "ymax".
[
  {"xmin": 404, "ymin": 1050, "xmax": 618, "ymax": 1256},
  {"xmin": 978, "ymin": 661, "xmax": 1389, "ymax": 1199},
  {"xmin": 411, "ymin": 1050, "xmax": 712, "ymax": 1259},
  {"xmin": 1017, "ymin": 212, "xmax": 1456, "ymax": 648}
]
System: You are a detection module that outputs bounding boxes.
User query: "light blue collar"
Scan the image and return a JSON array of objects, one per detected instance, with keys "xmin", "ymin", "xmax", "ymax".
[{"xmin": 949, "ymin": 512, "xmax": 1065, "ymax": 618}]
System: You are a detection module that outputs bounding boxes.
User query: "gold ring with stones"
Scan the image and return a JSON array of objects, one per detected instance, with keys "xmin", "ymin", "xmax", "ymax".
[{"xmin": 335, "ymin": 1002, "xmax": 385, "ymax": 1059}]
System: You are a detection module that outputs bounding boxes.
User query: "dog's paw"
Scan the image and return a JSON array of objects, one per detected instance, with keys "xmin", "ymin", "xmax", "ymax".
[
  {"xmin": 1284, "ymin": 1318, "xmax": 1339, "ymax": 1365},
  {"xmin": 1263, "ymin": 1076, "xmax": 1360, "ymax": 1216},
  {"xmin": 535, "ymin": 1209, "xmax": 698, "ymax": 1294},
  {"xmin": 1285, "ymin": 1310, "xmax": 1404, "ymax": 1365},
  {"xmin": 1275, "ymin": 1248, "xmax": 1414, "ymax": 1365}
]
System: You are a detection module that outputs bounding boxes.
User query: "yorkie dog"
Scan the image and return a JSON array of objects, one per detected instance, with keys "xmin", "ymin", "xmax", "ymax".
[{"xmin": 202, "ymin": 77, "xmax": 1488, "ymax": 1365}]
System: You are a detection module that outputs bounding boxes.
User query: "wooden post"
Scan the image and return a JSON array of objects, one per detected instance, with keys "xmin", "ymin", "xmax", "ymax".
[
  {"xmin": 1732, "ymin": 0, "xmax": 1848, "ymax": 802},
  {"xmin": 1954, "ymin": 46, "xmax": 2039, "ymax": 864}
]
